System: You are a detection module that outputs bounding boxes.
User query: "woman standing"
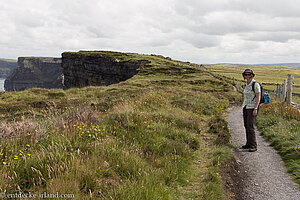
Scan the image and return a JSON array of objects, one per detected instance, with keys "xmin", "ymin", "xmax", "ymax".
[{"xmin": 241, "ymin": 69, "xmax": 261, "ymax": 152}]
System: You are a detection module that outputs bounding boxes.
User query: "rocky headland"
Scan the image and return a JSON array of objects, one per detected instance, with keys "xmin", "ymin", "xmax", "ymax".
[
  {"xmin": 4, "ymin": 57, "xmax": 63, "ymax": 91},
  {"xmin": 62, "ymin": 51, "xmax": 150, "ymax": 89},
  {"xmin": 3, "ymin": 51, "xmax": 152, "ymax": 91}
]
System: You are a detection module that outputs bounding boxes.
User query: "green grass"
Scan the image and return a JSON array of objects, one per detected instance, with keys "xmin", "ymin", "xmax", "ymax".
[
  {"xmin": 0, "ymin": 58, "xmax": 17, "ymax": 62},
  {"xmin": 0, "ymin": 53, "xmax": 240, "ymax": 199},
  {"xmin": 206, "ymin": 64, "xmax": 300, "ymax": 188},
  {"xmin": 256, "ymin": 100, "xmax": 300, "ymax": 186},
  {"xmin": 205, "ymin": 64, "xmax": 300, "ymax": 95}
]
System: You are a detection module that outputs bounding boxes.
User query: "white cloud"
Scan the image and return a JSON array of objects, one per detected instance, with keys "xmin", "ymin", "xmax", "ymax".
[{"xmin": 1, "ymin": 0, "xmax": 300, "ymax": 63}]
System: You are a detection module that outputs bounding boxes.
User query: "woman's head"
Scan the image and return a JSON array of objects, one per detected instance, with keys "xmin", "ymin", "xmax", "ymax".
[{"xmin": 242, "ymin": 69, "xmax": 255, "ymax": 80}]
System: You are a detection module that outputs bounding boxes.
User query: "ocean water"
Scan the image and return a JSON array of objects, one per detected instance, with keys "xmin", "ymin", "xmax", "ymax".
[{"xmin": 0, "ymin": 78, "xmax": 5, "ymax": 91}]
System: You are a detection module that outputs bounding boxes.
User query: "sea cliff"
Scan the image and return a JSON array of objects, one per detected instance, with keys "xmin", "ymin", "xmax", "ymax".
[
  {"xmin": 4, "ymin": 57, "xmax": 63, "ymax": 91},
  {"xmin": 62, "ymin": 51, "xmax": 150, "ymax": 89},
  {"xmin": 0, "ymin": 59, "xmax": 17, "ymax": 78}
]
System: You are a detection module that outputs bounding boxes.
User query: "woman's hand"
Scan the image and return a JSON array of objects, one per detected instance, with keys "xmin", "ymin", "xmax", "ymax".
[{"xmin": 253, "ymin": 109, "xmax": 258, "ymax": 117}]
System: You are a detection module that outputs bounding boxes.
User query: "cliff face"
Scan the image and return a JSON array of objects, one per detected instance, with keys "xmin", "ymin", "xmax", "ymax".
[
  {"xmin": 0, "ymin": 59, "xmax": 18, "ymax": 78},
  {"xmin": 62, "ymin": 51, "xmax": 149, "ymax": 89},
  {"xmin": 4, "ymin": 57, "xmax": 63, "ymax": 91}
]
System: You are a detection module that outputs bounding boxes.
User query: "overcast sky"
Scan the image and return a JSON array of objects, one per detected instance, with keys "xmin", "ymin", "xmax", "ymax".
[{"xmin": 1, "ymin": 0, "xmax": 300, "ymax": 64}]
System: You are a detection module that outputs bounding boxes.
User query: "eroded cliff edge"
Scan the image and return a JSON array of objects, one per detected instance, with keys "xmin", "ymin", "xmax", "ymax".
[
  {"xmin": 62, "ymin": 51, "xmax": 150, "ymax": 89},
  {"xmin": 0, "ymin": 59, "xmax": 17, "ymax": 78},
  {"xmin": 4, "ymin": 51, "xmax": 151, "ymax": 91},
  {"xmin": 4, "ymin": 57, "xmax": 63, "ymax": 91}
]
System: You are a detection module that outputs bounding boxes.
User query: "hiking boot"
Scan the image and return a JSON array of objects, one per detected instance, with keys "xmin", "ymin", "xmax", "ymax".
[
  {"xmin": 248, "ymin": 148, "xmax": 257, "ymax": 152},
  {"xmin": 241, "ymin": 145, "xmax": 250, "ymax": 149}
]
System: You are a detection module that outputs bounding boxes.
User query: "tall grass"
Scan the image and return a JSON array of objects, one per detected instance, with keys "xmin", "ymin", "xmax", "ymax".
[
  {"xmin": 0, "ymin": 91, "xmax": 234, "ymax": 199},
  {"xmin": 256, "ymin": 100, "xmax": 300, "ymax": 186},
  {"xmin": 0, "ymin": 54, "xmax": 239, "ymax": 199}
]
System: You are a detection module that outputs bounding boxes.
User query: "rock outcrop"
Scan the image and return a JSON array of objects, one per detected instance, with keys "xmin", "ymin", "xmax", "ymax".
[
  {"xmin": 62, "ymin": 51, "xmax": 149, "ymax": 89},
  {"xmin": 4, "ymin": 57, "xmax": 63, "ymax": 91},
  {"xmin": 0, "ymin": 59, "xmax": 17, "ymax": 78}
]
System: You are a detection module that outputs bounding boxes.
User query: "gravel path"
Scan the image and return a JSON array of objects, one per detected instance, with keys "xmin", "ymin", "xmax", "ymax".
[{"xmin": 226, "ymin": 106, "xmax": 300, "ymax": 200}]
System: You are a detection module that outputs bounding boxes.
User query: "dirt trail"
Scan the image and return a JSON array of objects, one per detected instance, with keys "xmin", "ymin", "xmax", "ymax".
[{"xmin": 226, "ymin": 106, "xmax": 300, "ymax": 200}]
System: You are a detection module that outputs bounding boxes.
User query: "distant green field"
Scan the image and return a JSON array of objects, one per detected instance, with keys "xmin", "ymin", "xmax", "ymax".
[
  {"xmin": 205, "ymin": 64, "xmax": 300, "ymax": 94},
  {"xmin": 0, "ymin": 58, "xmax": 17, "ymax": 62}
]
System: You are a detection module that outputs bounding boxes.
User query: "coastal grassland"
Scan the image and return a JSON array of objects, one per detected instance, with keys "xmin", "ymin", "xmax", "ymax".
[
  {"xmin": 205, "ymin": 64, "xmax": 300, "ymax": 96},
  {"xmin": 0, "ymin": 58, "xmax": 17, "ymax": 62},
  {"xmin": 294, "ymin": 96, "xmax": 300, "ymax": 108},
  {"xmin": 256, "ymin": 100, "xmax": 300, "ymax": 186},
  {"xmin": 0, "ymin": 54, "xmax": 240, "ymax": 199}
]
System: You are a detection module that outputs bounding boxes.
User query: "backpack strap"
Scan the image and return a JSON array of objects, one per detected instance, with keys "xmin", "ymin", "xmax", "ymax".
[
  {"xmin": 251, "ymin": 81, "xmax": 256, "ymax": 93},
  {"xmin": 252, "ymin": 82, "xmax": 257, "ymax": 101}
]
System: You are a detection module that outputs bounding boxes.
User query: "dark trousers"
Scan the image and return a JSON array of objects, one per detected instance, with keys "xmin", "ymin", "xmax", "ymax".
[{"xmin": 243, "ymin": 107, "xmax": 257, "ymax": 148}]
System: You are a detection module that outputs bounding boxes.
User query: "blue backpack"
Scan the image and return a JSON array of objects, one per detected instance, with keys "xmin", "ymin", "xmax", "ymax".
[{"xmin": 252, "ymin": 82, "xmax": 270, "ymax": 104}]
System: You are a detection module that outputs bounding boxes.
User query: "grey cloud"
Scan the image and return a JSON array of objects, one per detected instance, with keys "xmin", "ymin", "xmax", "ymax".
[
  {"xmin": 172, "ymin": 0, "xmax": 300, "ymax": 18},
  {"xmin": 233, "ymin": 0, "xmax": 300, "ymax": 18},
  {"xmin": 245, "ymin": 31, "xmax": 300, "ymax": 43},
  {"xmin": 1, "ymin": 0, "xmax": 300, "ymax": 64},
  {"xmin": 86, "ymin": 26, "xmax": 107, "ymax": 38},
  {"xmin": 176, "ymin": 30, "xmax": 221, "ymax": 48},
  {"xmin": 171, "ymin": 0, "xmax": 300, "ymax": 35},
  {"xmin": 14, "ymin": 10, "xmax": 46, "ymax": 28}
]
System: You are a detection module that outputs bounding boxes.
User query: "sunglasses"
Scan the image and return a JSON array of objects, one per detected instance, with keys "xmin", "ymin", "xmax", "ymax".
[{"xmin": 244, "ymin": 74, "xmax": 252, "ymax": 76}]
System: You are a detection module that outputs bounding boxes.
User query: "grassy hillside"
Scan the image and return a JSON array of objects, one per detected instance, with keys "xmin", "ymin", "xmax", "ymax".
[
  {"xmin": 0, "ymin": 52, "xmax": 240, "ymax": 199},
  {"xmin": 205, "ymin": 64, "xmax": 300, "ymax": 93}
]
